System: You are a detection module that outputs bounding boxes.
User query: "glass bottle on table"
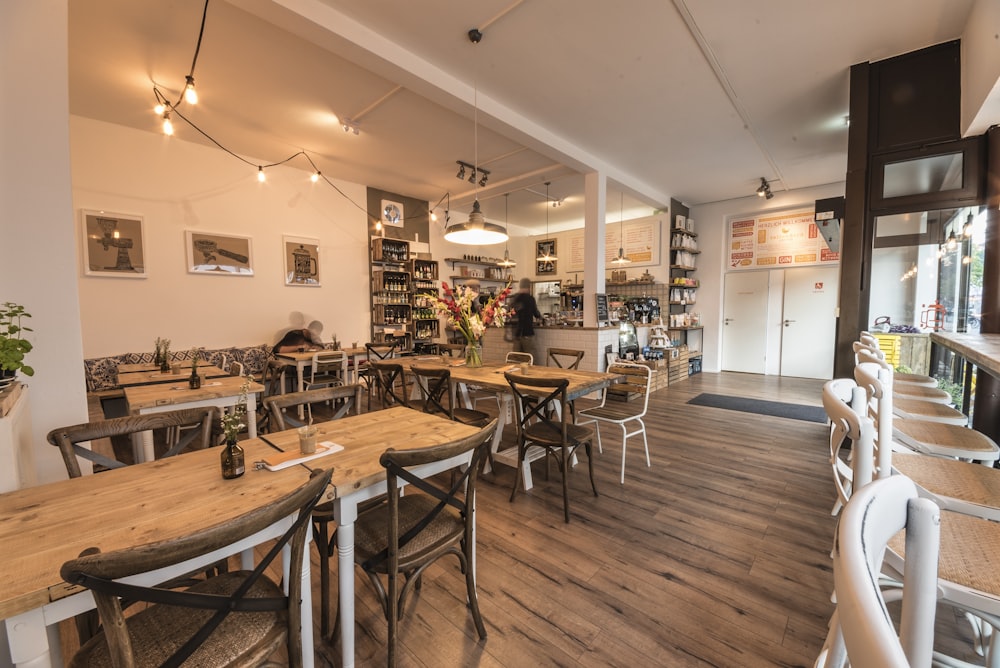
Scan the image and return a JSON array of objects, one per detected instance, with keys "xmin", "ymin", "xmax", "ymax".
[{"xmin": 221, "ymin": 438, "xmax": 245, "ymax": 479}]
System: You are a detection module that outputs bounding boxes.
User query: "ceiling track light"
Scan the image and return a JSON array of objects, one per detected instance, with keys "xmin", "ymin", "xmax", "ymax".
[
  {"xmin": 456, "ymin": 160, "xmax": 489, "ymax": 186},
  {"xmin": 443, "ymin": 29, "xmax": 508, "ymax": 247},
  {"xmin": 341, "ymin": 118, "xmax": 360, "ymax": 135},
  {"xmin": 755, "ymin": 177, "xmax": 773, "ymax": 199}
]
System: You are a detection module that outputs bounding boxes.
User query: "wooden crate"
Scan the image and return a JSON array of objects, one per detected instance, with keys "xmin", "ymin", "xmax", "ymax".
[{"xmin": 871, "ymin": 333, "xmax": 901, "ymax": 366}]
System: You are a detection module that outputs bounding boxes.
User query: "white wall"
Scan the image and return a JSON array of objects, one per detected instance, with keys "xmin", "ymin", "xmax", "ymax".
[
  {"xmin": 689, "ymin": 182, "xmax": 846, "ymax": 373},
  {"xmin": 2, "ymin": 0, "xmax": 89, "ymax": 486},
  {"xmin": 71, "ymin": 117, "xmax": 372, "ymax": 356}
]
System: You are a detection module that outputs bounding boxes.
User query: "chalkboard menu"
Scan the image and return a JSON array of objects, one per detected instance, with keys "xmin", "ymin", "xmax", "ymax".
[{"xmin": 595, "ymin": 293, "xmax": 609, "ymax": 324}]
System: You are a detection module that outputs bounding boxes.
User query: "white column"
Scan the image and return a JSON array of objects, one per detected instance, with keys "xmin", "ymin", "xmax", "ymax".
[{"xmin": 583, "ymin": 172, "xmax": 607, "ymax": 327}]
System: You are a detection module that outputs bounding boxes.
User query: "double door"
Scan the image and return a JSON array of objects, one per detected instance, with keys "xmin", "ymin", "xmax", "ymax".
[{"xmin": 721, "ymin": 266, "xmax": 838, "ymax": 379}]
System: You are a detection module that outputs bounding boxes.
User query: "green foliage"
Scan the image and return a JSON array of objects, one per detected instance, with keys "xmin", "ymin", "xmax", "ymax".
[
  {"xmin": 933, "ymin": 377, "xmax": 965, "ymax": 411},
  {"xmin": 0, "ymin": 302, "xmax": 34, "ymax": 377}
]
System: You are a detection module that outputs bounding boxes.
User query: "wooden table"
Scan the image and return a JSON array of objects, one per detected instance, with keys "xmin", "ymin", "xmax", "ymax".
[
  {"xmin": 124, "ymin": 376, "xmax": 263, "ymax": 462},
  {"xmin": 0, "ymin": 439, "xmax": 325, "ymax": 668},
  {"xmin": 257, "ymin": 407, "xmax": 479, "ymax": 668},
  {"xmin": 399, "ymin": 357, "xmax": 621, "ymax": 489},
  {"xmin": 116, "ymin": 365, "xmax": 228, "ymax": 388},
  {"xmin": 930, "ymin": 332, "xmax": 1000, "ymax": 439}
]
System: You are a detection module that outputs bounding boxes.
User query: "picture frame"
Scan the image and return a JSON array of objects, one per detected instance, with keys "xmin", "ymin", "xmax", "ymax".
[
  {"xmin": 283, "ymin": 235, "xmax": 320, "ymax": 286},
  {"xmin": 185, "ymin": 230, "xmax": 254, "ymax": 276},
  {"xmin": 81, "ymin": 209, "xmax": 147, "ymax": 278},
  {"xmin": 535, "ymin": 239, "xmax": 557, "ymax": 275}
]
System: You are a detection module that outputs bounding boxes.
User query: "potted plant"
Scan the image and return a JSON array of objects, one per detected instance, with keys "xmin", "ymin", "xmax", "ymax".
[{"xmin": 0, "ymin": 302, "xmax": 34, "ymax": 386}]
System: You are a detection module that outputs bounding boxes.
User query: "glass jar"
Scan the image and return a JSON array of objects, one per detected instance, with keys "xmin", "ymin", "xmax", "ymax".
[{"xmin": 221, "ymin": 438, "xmax": 245, "ymax": 479}]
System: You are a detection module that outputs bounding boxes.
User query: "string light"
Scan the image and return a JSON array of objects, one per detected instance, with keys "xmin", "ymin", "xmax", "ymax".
[
  {"xmin": 310, "ymin": 171, "xmax": 320, "ymax": 183},
  {"xmin": 162, "ymin": 112, "xmax": 174, "ymax": 136},
  {"xmin": 183, "ymin": 76, "xmax": 198, "ymax": 104},
  {"xmin": 257, "ymin": 166, "xmax": 266, "ymax": 183}
]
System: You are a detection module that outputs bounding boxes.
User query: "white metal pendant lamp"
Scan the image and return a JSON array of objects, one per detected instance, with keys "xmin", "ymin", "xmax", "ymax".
[
  {"xmin": 536, "ymin": 182, "xmax": 557, "ymax": 262},
  {"xmin": 443, "ymin": 28, "xmax": 507, "ymax": 246},
  {"xmin": 498, "ymin": 193, "xmax": 517, "ymax": 267},
  {"xmin": 611, "ymin": 191, "xmax": 632, "ymax": 265}
]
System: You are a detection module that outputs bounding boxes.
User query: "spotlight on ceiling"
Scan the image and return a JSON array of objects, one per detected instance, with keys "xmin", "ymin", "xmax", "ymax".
[
  {"xmin": 456, "ymin": 163, "xmax": 466, "ymax": 180},
  {"xmin": 455, "ymin": 160, "xmax": 489, "ymax": 186},
  {"xmin": 756, "ymin": 177, "xmax": 773, "ymax": 200}
]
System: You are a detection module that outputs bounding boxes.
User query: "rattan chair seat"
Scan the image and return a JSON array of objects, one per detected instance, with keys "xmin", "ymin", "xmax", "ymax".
[
  {"xmin": 893, "ymin": 371, "xmax": 938, "ymax": 387},
  {"xmin": 889, "ymin": 508, "xmax": 1000, "ymax": 600},
  {"xmin": 892, "ymin": 453, "xmax": 1000, "ymax": 511},
  {"xmin": 523, "ymin": 421, "xmax": 594, "ymax": 447},
  {"xmin": 354, "ymin": 496, "xmax": 464, "ymax": 571},
  {"xmin": 894, "ymin": 417, "xmax": 999, "ymax": 461},
  {"xmin": 893, "ymin": 397, "xmax": 968, "ymax": 425},
  {"xmin": 68, "ymin": 573, "xmax": 286, "ymax": 668},
  {"xmin": 893, "ymin": 384, "xmax": 952, "ymax": 403}
]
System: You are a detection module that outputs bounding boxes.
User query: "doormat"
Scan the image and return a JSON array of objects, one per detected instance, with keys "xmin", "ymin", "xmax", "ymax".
[{"xmin": 686, "ymin": 393, "xmax": 827, "ymax": 423}]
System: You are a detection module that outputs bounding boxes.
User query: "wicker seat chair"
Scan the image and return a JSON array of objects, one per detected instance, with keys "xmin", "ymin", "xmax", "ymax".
[
  {"xmin": 505, "ymin": 371, "xmax": 598, "ymax": 523},
  {"xmin": 353, "ymin": 420, "xmax": 497, "ymax": 665},
  {"xmin": 262, "ymin": 384, "xmax": 364, "ymax": 430},
  {"xmin": 60, "ymin": 468, "xmax": 332, "ymax": 668},
  {"xmin": 47, "ymin": 407, "xmax": 216, "ymax": 477},
  {"xmin": 368, "ymin": 360, "xmax": 409, "ymax": 410}
]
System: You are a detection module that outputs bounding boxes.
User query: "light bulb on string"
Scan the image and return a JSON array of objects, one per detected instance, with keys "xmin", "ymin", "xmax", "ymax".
[
  {"xmin": 310, "ymin": 171, "xmax": 320, "ymax": 183},
  {"xmin": 183, "ymin": 76, "xmax": 198, "ymax": 105},
  {"xmin": 162, "ymin": 112, "xmax": 174, "ymax": 136},
  {"xmin": 154, "ymin": 103, "xmax": 165, "ymax": 116},
  {"xmin": 257, "ymin": 166, "xmax": 266, "ymax": 183}
]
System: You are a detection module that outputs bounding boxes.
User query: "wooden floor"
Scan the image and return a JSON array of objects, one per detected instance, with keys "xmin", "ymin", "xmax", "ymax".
[{"xmin": 75, "ymin": 371, "xmax": 983, "ymax": 667}]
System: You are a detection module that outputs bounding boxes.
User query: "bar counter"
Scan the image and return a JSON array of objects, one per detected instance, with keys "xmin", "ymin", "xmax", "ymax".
[{"xmin": 930, "ymin": 331, "xmax": 1000, "ymax": 442}]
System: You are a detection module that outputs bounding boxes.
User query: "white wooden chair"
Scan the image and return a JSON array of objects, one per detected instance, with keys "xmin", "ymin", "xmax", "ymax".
[
  {"xmin": 832, "ymin": 475, "xmax": 941, "ymax": 668},
  {"xmin": 855, "ymin": 353, "xmax": 968, "ymax": 426},
  {"xmin": 854, "ymin": 337, "xmax": 937, "ymax": 387},
  {"xmin": 854, "ymin": 362, "xmax": 999, "ymax": 464},
  {"xmin": 821, "ymin": 377, "xmax": 872, "ymax": 517},
  {"xmin": 576, "ymin": 362, "xmax": 652, "ymax": 484},
  {"xmin": 305, "ymin": 350, "xmax": 346, "ymax": 392}
]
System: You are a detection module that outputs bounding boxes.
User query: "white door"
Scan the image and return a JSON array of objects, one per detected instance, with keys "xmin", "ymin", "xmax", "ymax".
[
  {"xmin": 779, "ymin": 266, "xmax": 839, "ymax": 379},
  {"xmin": 721, "ymin": 271, "xmax": 769, "ymax": 373}
]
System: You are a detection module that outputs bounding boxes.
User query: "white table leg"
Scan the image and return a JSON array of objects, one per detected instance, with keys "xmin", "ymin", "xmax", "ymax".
[
  {"xmin": 5, "ymin": 608, "xmax": 58, "ymax": 668},
  {"xmin": 140, "ymin": 429, "xmax": 154, "ymax": 463},
  {"xmin": 336, "ymin": 501, "xmax": 358, "ymax": 668},
  {"xmin": 246, "ymin": 392, "xmax": 258, "ymax": 438},
  {"xmin": 295, "ymin": 362, "xmax": 307, "ymax": 420},
  {"xmin": 295, "ymin": 536, "xmax": 315, "ymax": 668}
]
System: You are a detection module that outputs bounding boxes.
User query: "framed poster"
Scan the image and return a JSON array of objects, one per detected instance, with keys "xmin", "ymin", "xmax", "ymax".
[
  {"xmin": 536, "ymin": 239, "xmax": 557, "ymax": 275},
  {"xmin": 185, "ymin": 231, "xmax": 254, "ymax": 275},
  {"xmin": 81, "ymin": 209, "xmax": 147, "ymax": 278},
  {"xmin": 283, "ymin": 235, "xmax": 320, "ymax": 286}
]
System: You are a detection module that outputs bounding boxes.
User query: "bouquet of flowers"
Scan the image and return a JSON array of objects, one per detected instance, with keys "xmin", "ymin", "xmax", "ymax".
[
  {"xmin": 220, "ymin": 373, "xmax": 251, "ymax": 443},
  {"xmin": 430, "ymin": 280, "xmax": 512, "ymax": 366}
]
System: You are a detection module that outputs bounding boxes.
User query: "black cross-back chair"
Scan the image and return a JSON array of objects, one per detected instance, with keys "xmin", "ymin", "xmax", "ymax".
[
  {"xmin": 369, "ymin": 360, "xmax": 409, "ymax": 409},
  {"xmin": 410, "ymin": 364, "xmax": 491, "ymax": 427},
  {"xmin": 60, "ymin": 468, "xmax": 331, "ymax": 668},
  {"xmin": 505, "ymin": 371, "xmax": 598, "ymax": 523},
  {"xmin": 359, "ymin": 342, "xmax": 398, "ymax": 405},
  {"xmin": 353, "ymin": 420, "xmax": 497, "ymax": 665}
]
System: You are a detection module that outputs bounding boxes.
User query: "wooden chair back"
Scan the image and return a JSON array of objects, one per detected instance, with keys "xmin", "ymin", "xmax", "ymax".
[
  {"xmin": 308, "ymin": 350, "xmax": 346, "ymax": 388},
  {"xmin": 60, "ymin": 468, "xmax": 332, "ymax": 668},
  {"xmin": 506, "ymin": 351, "xmax": 533, "ymax": 365},
  {"xmin": 47, "ymin": 407, "xmax": 216, "ymax": 478},
  {"xmin": 263, "ymin": 384, "xmax": 364, "ymax": 431},
  {"xmin": 504, "ymin": 372, "xmax": 570, "ymax": 444},
  {"xmin": 364, "ymin": 421, "xmax": 497, "ymax": 664},
  {"xmin": 409, "ymin": 364, "xmax": 453, "ymax": 419},
  {"xmin": 439, "ymin": 342, "xmax": 466, "ymax": 357},
  {"xmin": 369, "ymin": 360, "xmax": 408, "ymax": 409},
  {"xmin": 547, "ymin": 347, "xmax": 584, "ymax": 370},
  {"xmin": 833, "ymin": 475, "xmax": 940, "ymax": 668}
]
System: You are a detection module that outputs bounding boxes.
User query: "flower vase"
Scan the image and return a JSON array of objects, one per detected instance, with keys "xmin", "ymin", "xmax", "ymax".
[{"xmin": 465, "ymin": 341, "xmax": 483, "ymax": 368}]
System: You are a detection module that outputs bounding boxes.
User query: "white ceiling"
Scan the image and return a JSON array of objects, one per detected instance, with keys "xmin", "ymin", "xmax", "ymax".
[{"xmin": 67, "ymin": 0, "xmax": 980, "ymax": 236}]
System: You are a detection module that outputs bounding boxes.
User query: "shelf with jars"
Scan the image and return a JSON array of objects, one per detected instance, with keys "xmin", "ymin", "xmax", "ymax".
[
  {"xmin": 668, "ymin": 203, "xmax": 702, "ymax": 366},
  {"xmin": 369, "ymin": 238, "xmax": 412, "ymax": 350},
  {"xmin": 410, "ymin": 258, "xmax": 440, "ymax": 342}
]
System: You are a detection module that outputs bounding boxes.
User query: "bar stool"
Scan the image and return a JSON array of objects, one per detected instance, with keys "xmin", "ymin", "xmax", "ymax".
[{"xmin": 855, "ymin": 336, "xmax": 937, "ymax": 387}]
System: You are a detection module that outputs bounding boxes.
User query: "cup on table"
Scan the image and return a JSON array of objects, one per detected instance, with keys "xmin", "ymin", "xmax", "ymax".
[
  {"xmin": 520, "ymin": 362, "xmax": 530, "ymax": 374},
  {"xmin": 171, "ymin": 363, "xmax": 182, "ymax": 375},
  {"xmin": 352, "ymin": 342, "xmax": 358, "ymax": 349},
  {"xmin": 298, "ymin": 426, "xmax": 318, "ymax": 455}
]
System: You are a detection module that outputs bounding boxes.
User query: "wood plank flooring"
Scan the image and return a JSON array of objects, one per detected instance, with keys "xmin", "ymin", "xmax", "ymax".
[{"xmin": 75, "ymin": 371, "xmax": 983, "ymax": 666}]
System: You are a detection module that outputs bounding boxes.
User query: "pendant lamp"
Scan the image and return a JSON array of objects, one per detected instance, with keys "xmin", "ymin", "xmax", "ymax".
[
  {"xmin": 536, "ymin": 182, "xmax": 558, "ymax": 262},
  {"xmin": 498, "ymin": 193, "xmax": 517, "ymax": 267},
  {"xmin": 611, "ymin": 191, "xmax": 632, "ymax": 265},
  {"xmin": 444, "ymin": 29, "xmax": 507, "ymax": 246}
]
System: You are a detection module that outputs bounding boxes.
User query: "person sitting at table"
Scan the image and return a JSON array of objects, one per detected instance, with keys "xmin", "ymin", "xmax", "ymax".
[{"xmin": 273, "ymin": 327, "xmax": 323, "ymax": 353}]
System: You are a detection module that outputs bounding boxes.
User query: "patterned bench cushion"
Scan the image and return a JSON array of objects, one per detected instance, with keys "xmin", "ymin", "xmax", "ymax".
[{"xmin": 84, "ymin": 344, "xmax": 272, "ymax": 392}]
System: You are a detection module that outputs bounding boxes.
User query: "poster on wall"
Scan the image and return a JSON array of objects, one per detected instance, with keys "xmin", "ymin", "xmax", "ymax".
[
  {"xmin": 186, "ymin": 231, "xmax": 254, "ymax": 275},
  {"xmin": 283, "ymin": 236, "xmax": 320, "ymax": 286},
  {"xmin": 81, "ymin": 210, "xmax": 147, "ymax": 278},
  {"xmin": 564, "ymin": 214, "xmax": 663, "ymax": 273},
  {"xmin": 727, "ymin": 208, "xmax": 840, "ymax": 271}
]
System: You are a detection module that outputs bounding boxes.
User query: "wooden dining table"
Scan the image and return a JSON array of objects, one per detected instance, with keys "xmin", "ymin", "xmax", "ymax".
[
  {"xmin": 123, "ymin": 375, "xmax": 263, "ymax": 462},
  {"xmin": 0, "ymin": 439, "xmax": 326, "ymax": 668},
  {"xmin": 116, "ymin": 364, "xmax": 229, "ymax": 388},
  {"xmin": 255, "ymin": 406, "xmax": 480, "ymax": 668},
  {"xmin": 398, "ymin": 357, "xmax": 622, "ymax": 489}
]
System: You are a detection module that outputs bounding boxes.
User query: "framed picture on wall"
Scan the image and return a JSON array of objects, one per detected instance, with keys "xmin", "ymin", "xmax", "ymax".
[
  {"xmin": 535, "ymin": 239, "xmax": 557, "ymax": 275},
  {"xmin": 283, "ymin": 235, "xmax": 320, "ymax": 286},
  {"xmin": 185, "ymin": 230, "xmax": 254, "ymax": 275},
  {"xmin": 81, "ymin": 209, "xmax": 147, "ymax": 278}
]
